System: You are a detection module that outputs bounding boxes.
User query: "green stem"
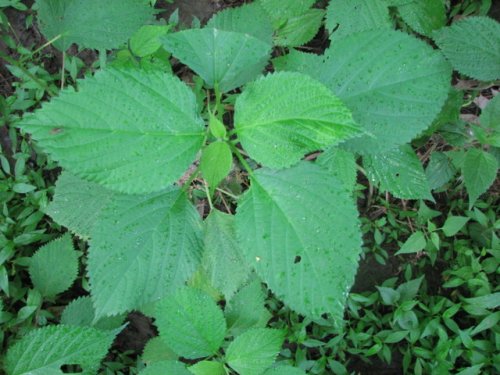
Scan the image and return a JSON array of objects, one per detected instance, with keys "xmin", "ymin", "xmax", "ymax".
[
  {"xmin": 20, "ymin": 34, "xmax": 62, "ymax": 64},
  {"xmin": 229, "ymin": 141, "xmax": 254, "ymax": 177},
  {"xmin": 60, "ymin": 51, "xmax": 66, "ymax": 90},
  {"xmin": 204, "ymin": 182, "xmax": 214, "ymax": 211},
  {"xmin": 216, "ymin": 187, "xmax": 239, "ymax": 201},
  {"xmin": 214, "ymin": 84, "xmax": 224, "ymax": 121}
]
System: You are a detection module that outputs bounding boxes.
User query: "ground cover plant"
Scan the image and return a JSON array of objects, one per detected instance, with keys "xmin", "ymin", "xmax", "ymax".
[{"xmin": 0, "ymin": 0, "xmax": 499, "ymax": 374}]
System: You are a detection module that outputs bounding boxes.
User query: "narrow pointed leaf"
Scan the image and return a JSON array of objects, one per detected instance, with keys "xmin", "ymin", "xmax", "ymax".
[
  {"xmin": 463, "ymin": 148, "xmax": 498, "ymax": 209},
  {"xmin": 88, "ymin": 188, "xmax": 203, "ymax": 317},
  {"xmin": 19, "ymin": 69, "xmax": 205, "ymax": 194},
  {"xmin": 235, "ymin": 162, "xmax": 362, "ymax": 319},
  {"xmin": 235, "ymin": 72, "xmax": 361, "ymax": 169}
]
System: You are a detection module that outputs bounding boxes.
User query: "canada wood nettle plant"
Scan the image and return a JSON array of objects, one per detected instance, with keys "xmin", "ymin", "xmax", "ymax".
[{"xmin": 4, "ymin": 0, "xmax": 500, "ymax": 374}]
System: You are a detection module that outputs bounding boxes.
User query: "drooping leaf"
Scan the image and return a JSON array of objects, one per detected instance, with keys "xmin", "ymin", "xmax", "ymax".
[
  {"xmin": 432, "ymin": 16, "xmax": 500, "ymax": 81},
  {"xmin": 425, "ymin": 152, "xmax": 456, "ymax": 190},
  {"xmin": 316, "ymin": 147, "xmax": 358, "ymax": 191},
  {"xmin": 206, "ymin": 3, "xmax": 273, "ymax": 45},
  {"xmin": 155, "ymin": 288, "xmax": 226, "ymax": 359},
  {"xmin": 161, "ymin": 28, "xmax": 271, "ymax": 92},
  {"xmin": 226, "ymin": 328, "xmax": 285, "ymax": 375},
  {"xmin": 203, "ymin": 210, "xmax": 250, "ymax": 300},
  {"xmin": 138, "ymin": 361, "xmax": 191, "ymax": 375},
  {"xmin": 189, "ymin": 361, "xmax": 226, "ymax": 375},
  {"xmin": 235, "ymin": 72, "xmax": 361, "ymax": 169},
  {"xmin": 326, "ymin": 0, "xmax": 391, "ymax": 39},
  {"xmin": 130, "ymin": 25, "xmax": 172, "ymax": 57},
  {"xmin": 200, "ymin": 142, "xmax": 233, "ymax": 194},
  {"xmin": 88, "ymin": 188, "xmax": 203, "ymax": 317},
  {"xmin": 46, "ymin": 172, "xmax": 116, "ymax": 239},
  {"xmin": 235, "ymin": 162, "xmax": 362, "ymax": 319},
  {"xmin": 19, "ymin": 69, "xmax": 205, "ymax": 194},
  {"xmin": 29, "ymin": 234, "xmax": 78, "ymax": 297},
  {"xmin": 61, "ymin": 296, "xmax": 125, "ymax": 331},
  {"xmin": 274, "ymin": 9, "xmax": 325, "ymax": 47},
  {"xmin": 397, "ymin": 0, "xmax": 446, "ymax": 37},
  {"xmin": 463, "ymin": 148, "xmax": 498, "ymax": 209},
  {"xmin": 363, "ymin": 144, "xmax": 433, "ymax": 200},
  {"xmin": 263, "ymin": 366, "xmax": 307, "ymax": 375},
  {"xmin": 441, "ymin": 216, "xmax": 470, "ymax": 237},
  {"xmin": 5, "ymin": 325, "xmax": 117, "ymax": 375},
  {"xmin": 35, "ymin": 0, "xmax": 154, "ymax": 51},
  {"xmin": 141, "ymin": 337, "xmax": 178, "ymax": 364},
  {"xmin": 225, "ymin": 279, "xmax": 271, "ymax": 337}
]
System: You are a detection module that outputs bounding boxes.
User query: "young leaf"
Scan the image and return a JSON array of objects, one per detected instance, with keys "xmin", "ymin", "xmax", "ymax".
[
  {"xmin": 441, "ymin": 216, "xmax": 470, "ymax": 237},
  {"xmin": 155, "ymin": 288, "xmax": 226, "ymax": 359},
  {"xmin": 326, "ymin": 0, "xmax": 391, "ymax": 39},
  {"xmin": 463, "ymin": 148, "xmax": 498, "ymax": 209},
  {"xmin": 226, "ymin": 328, "xmax": 285, "ymax": 375},
  {"xmin": 130, "ymin": 25, "xmax": 172, "ymax": 57},
  {"xmin": 200, "ymin": 142, "xmax": 233, "ymax": 194},
  {"xmin": 5, "ymin": 325, "xmax": 117, "ymax": 375},
  {"xmin": 61, "ymin": 296, "xmax": 125, "ymax": 331},
  {"xmin": 203, "ymin": 210, "xmax": 250, "ymax": 300},
  {"xmin": 46, "ymin": 172, "xmax": 116, "ymax": 239},
  {"xmin": 161, "ymin": 28, "xmax": 271, "ymax": 93},
  {"xmin": 397, "ymin": 0, "xmax": 446, "ymax": 37},
  {"xmin": 19, "ymin": 69, "xmax": 205, "ymax": 194},
  {"xmin": 235, "ymin": 162, "xmax": 362, "ymax": 320},
  {"xmin": 363, "ymin": 144, "xmax": 433, "ymax": 200},
  {"xmin": 88, "ymin": 188, "xmax": 203, "ymax": 317},
  {"xmin": 209, "ymin": 112, "xmax": 227, "ymax": 139},
  {"xmin": 36, "ymin": 0, "xmax": 153, "ymax": 51},
  {"xmin": 316, "ymin": 147, "xmax": 357, "ymax": 191},
  {"xmin": 395, "ymin": 231, "xmax": 426, "ymax": 255},
  {"xmin": 29, "ymin": 234, "xmax": 78, "ymax": 297},
  {"xmin": 274, "ymin": 9, "xmax": 325, "ymax": 47},
  {"xmin": 139, "ymin": 361, "xmax": 191, "ymax": 375},
  {"xmin": 235, "ymin": 72, "xmax": 361, "ymax": 169},
  {"xmin": 189, "ymin": 361, "xmax": 226, "ymax": 375},
  {"xmin": 432, "ymin": 16, "xmax": 500, "ymax": 81}
]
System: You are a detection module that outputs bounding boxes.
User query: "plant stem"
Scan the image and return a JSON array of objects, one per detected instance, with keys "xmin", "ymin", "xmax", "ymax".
[
  {"xmin": 204, "ymin": 181, "xmax": 214, "ymax": 211},
  {"xmin": 60, "ymin": 51, "xmax": 66, "ymax": 90},
  {"xmin": 229, "ymin": 141, "xmax": 254, "ymax": 177},
  {"xmin": 216, "ymin": 187, "xmax": 239, "ymax": 201}
]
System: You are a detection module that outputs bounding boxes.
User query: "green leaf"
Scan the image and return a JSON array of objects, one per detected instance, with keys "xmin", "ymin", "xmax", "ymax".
[
  {"xmin": 376, "ymin": 286, "xmax": 400, "ymax": 305},
  {"xmin": 36, "ymin": 0, "xmax": 153, "ymax": 51},
  {"xmin": 263, "ymin": 366, "xmax": 307, "ymax": 375},
  {"xmin": 161, "ymin": 28, "xmax": 271, "ymax": 93},
  {"xmin": 455, "ymin": 365, "xmax": 484, "ymax": 375},
  {"xmin": 462, "ymin": 292, "xmax": 500, "ymax": 310},
  {"xmin": 383, "ymin": 330, "xmax": 408, "ymax": 344},
  {"xmin": 139, "ymin": 361, "xmax": 191, "ymax": 375},
  {"xmin": 88, "ymin": 188, "xmax": 203, "ymax": 317},
  {"xmin": 142, "ymin": 337, "xmax": 178, "ymax": 364},
  {"xmin": 432, "ymin": 16, "xmax": 500, "ymax": 81},
  {"xmin": 235, "ymin": 162, "xmax": 362, "ymax": 319},
  {"xmin": 206, "ymin": 3, "xmax": 273, "ymax": 45},
  {"xmin": 395, "ymin": 231, "xmax": 426, "ymax": 255},
  {"xmin": 425, "ymin": 152, "xmax": 456, "ymax": 190},
  {"xmin": 46, "ymin": 172, "xmax": 116, "ymax": 239},
  {"xmin": 471, "ymin": 311, "xmax": 500, "ymax": 336},
  {"xmin": 481, "ymin": 94, "xmax": 500, "ymax": 130},
  {"xmin": 209, "ymin": 112, "xmax": 227, "ymax": 139},
  {"xmin": 12, "ymin": 183, "xmax": 35, "ymax": 193},
  {"xmin": 19, "ymin": 69, "xmax": 205, "ymax": 194},
  {"xmin": 316, "ymin": 147, "xmax": 357, "ymax": 191},
  {"xmin": 203, "ymin": 210, "xmax": 250, "ymax": 300},
  {"xmin": 189, "ymin": 361, "xmax": 226, "ymax": 375},
  {"xmin": 396, "ymin": 276, "xmax": 423, "ymax": 301},
  {"xmin": 5, "ymin": 325, "xmax": 117, "ymax": 375},
  {"xmin": 364, "ymin": 145, "xmax": 433, "ymax": 200},
  {"xmin": 326, "ymin": 0, "xmax": 391, "ymax": 39},
  {"xmin": 29, "ymin": 234, "xmax": 78, "ymax": 297},
  {"xmin": 155, "ymin": 288, "xmax": 226, "ymax": 359},
  {"xmin": 235, "ymin": 72, "xmax": 361, "ymax": 169},
  {"xmin": 226, "ymin": 328, "xmax": 285, "ymax": 375},
  {"xmin": 225, "ymin": 279, "xmax": 271, "ymax": 337},
  {"xmin": 130, "ymin": 25, "xmax": 171, "ymax": 57},
  {"xmin": 256, "ymin": 0, "xmax": 315, "ymax": 27},
  {"xmin": 397, "ymin": 0, "xmax": 446, "ymax": 37},
  {"xmin": 61, "ymin": 296, "xmax": 125, "ymax": 331},
  {"xmin": 463, "ymin": 148, "xmax": 498, "ymax": 209},
  {"xmin": 441, "ymin": 216, "xmax": 470, "ymax": 237},
  {"xmin": 274, "ymin": 9, "xmax": 325, "ymax": 47},
  {"xmin": 200, "ymin": 142, "xmax": 233, "ymax": 194}
]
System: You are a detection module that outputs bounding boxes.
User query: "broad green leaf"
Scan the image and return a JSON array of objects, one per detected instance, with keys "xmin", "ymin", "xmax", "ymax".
[
  {"xmin": 441, "ymin": 216, "xmax": 470, "ymax": 237},
  {"xmin": 376, "ymin": 286, "xmax": 400, "ymax": 305},
  {"xmin": 200, "ymin": 142, "xmax": 233, "ymax": 194},
  {"xmin": 316, "ymin": 147, "xmax": 357, "ymax": 191},
  {"xmin": 364, "ymin": 145, "xmax": 433, "ymax": 200},
  {"xmin": 206, "ymin": 3, "xmax": 273, "ymax": 45},
  {"xmin": 235, "ymin": 72, "xmax": 361, "ymax": 169},
  {"xmin": 203, "ymin": 210, "xmax": 250, "ymax": 300},
  {"xmin": 425, "ymin": 152, "xmax": 456, "ymax": 190},
  {"xmin": 277, "ymin": 31, "xmax": 451, "ymax": 153},
  {"xmin": 274, "ymin": 9, "xmax": 325, "ymax": 47},
  {"xmin": 142, "ymin": 337, "xmax": 178, "ymax": 364},
  {"xmin": 272, "ymin": 49, "xmax": 320, "ymax": 74},
  {"xmin": 455, "ymin": 365, "xmax": 484, "ymax": 375},
  {"xmin": 471, "ymin": 311, "xmax": 500, "ymax": 336},
  {"xmin": 36, "ymin": 0, "xmax": 153, "ymax": 51},
  {"xmin": 155, "ymin": 288, "xmax": 226, "ymax": 359},
  {"xmin": 61, "ymin": 296, "xmax": 125, "ymax": 331},
  {"xmin": 19, "ymin": 69, "xmax": 205, "ymax": 194},
  {"xmin": 46, "ymin": 172, "xmax": 116, "ymax": 239},
  {"xmin": 256, "ymin": 0, "xmax": 315, "ymax": 27},
  {"xmin": 433, "ymin": 16, "xmax": 500, "ymax": 81},
  {"xmin": 481, "ymin": 94, "xmax": 500, "ymax": 130},
  {"xmin": 189, "ymin": 361, "xmax": 226, "ymax": 375},
  {"xmin": 462, "ymin": 293, "xmax": 500, "ymax": 310},
  {"xmin": 130, "ymin": 25, "xmax": 171, "ymax": 57},
  {"xmin": 139, "ymin": 361, "xmax": 191, "ymax": 375},
  {"xmin": 398, "ymin": 0, "xmax": 446, "ymax": 37},
  {"xmin": 88, "ymin": 188, "xmax": 203, "ymax": 317},
  {"xmin": 225, "ymin": 279, "xmax": 271, "ymax": 337},
  {"xmin": 29, "ymin": 234, "xmax": 78, "ymax": 297},
  {"xmin": 226, "ymin": 328, "xmax": 285, "ymax": 375},
  {"xmin": 263, "ymin": 366, "xmax": 307, "ymax": 375},
  {"xmin": 396, "ymin": 276, "xmax": 423, "ymax": 301},
  {"xmin": 395, "ymin": 231, "xmax": 426, "ymax": 255},
  {"xmin": 425, "ymin": 88, "xmax": 462, "ymax": 135},
  {"xmin": 463, "ymin": 148, "xmax": 498, "ymax": 208},
  {"xmin": 209, "ymin": 112, "xmax": 227, "ymax": 139},
  {"xmin": 5, "ymin": 325, "xmax": 116, "ymax": 375},
  {"xmin": 235, "ymin": 162, "xmax": 362, "ymax": 319},
  {"xmin": 161, "ymin": 28, "xmax": 271, "ymax": 93},
  {"xmin": 326, "ymin": 0, "xmax": 391, "ymax": 39}
]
